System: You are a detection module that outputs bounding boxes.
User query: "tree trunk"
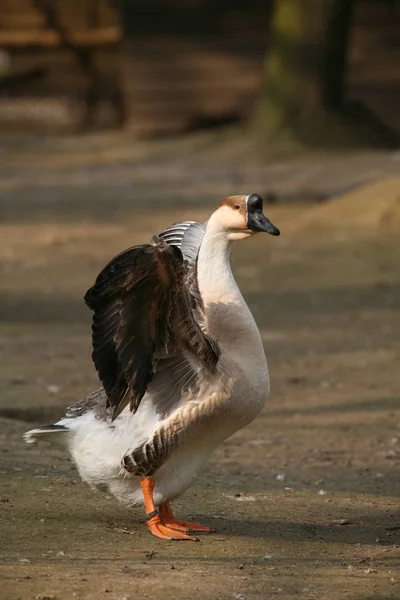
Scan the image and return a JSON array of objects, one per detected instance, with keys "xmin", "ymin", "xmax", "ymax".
[{"xmin": 254, "ymin": 0, "xmax": 354, "ymax": 140}]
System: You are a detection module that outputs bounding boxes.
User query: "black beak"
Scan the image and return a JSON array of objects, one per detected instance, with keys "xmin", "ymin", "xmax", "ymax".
[{"xmin": 248, "ymin": 213, "xmax": 280, "ymax": 236}]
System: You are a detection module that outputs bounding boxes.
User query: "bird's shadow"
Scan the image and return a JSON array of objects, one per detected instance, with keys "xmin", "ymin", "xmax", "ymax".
[{"xmin": 186, "ymin": 514, "xmax": 399, "ymax": 546}]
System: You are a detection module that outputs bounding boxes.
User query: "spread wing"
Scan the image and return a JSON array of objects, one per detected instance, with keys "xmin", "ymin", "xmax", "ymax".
[
  {"xmin": 84, "ymin": 236, "xmax": 219, "ymax": 421},
  {"xmin": 158, "ymin": 219, "xmax": 206, "ymax": 322},
  {"xmin": 158, "ymin": 220, "xmax": 205, "ymax": 267}
]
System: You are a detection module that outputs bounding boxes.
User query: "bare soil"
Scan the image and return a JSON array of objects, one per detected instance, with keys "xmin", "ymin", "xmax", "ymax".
[{"xmin": 0, "ymin": 142, "xmax": 399, "ymax": 600}]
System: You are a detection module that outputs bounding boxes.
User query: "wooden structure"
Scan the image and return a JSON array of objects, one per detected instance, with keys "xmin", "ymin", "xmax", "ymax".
[
  {"xmin": 0, "ymin": 0, "xmax": 119, "ymax": 46},
  {"xmin": 0, "ymin": 1, "xmax": 399, "ymax": 136},
  {"xmin": 0, "ymin": 0, "xmax": 270, "ymax": 134}
]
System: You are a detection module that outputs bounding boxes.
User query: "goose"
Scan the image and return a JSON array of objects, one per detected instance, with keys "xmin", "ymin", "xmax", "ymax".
[{"xmin": 24, "ymin": 194, "xmax": 280, "ymax": 541}]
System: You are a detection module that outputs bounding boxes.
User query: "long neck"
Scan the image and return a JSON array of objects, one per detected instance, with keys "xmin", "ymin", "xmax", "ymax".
[
  {"xmin": 196, "ymin": 223, "xmax": 265, "ymax": 364},
  {"xmin": 196, "ymin": 227, "xmax": 242, "ymax": 307},
  {"xmin": 197, "ymin": 222, "xmax": 268, "ymax": 380}
]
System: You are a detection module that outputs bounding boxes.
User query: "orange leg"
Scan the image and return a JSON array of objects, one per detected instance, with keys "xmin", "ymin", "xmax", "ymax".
[
  {"xmin": 140, "ymin": 478, "xmax": 197, "ymax": 541},
  {"xmin": 159, "ymin": 503, "xmax": 215, "ymax": 534}
]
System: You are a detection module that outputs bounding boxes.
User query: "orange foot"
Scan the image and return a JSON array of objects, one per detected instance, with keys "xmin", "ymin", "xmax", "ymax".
[
  {"xmin": 147, "ymin": 512, "xmax": 198, "ymax": 541},
  {"xmin": 140, "ymin": 477, "xmax": 198, "ymax": 541},
  {"xmin": 159, "ymin": 503, "xmax": 215, "ymax": 534}
]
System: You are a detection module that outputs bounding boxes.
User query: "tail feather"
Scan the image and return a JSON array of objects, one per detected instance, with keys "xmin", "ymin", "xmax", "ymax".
[{"xmin": 24, "ymin": 424, "xmax": 69, "ymax": 444}]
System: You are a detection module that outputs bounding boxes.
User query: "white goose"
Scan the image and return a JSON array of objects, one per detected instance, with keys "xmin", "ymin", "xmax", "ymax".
[{"xmin": 25, "ymin": 194, "xmax": 280, "ymax": 541}]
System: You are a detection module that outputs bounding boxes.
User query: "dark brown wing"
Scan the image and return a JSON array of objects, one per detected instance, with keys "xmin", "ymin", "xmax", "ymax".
[{"xmin": 84, "ymin": 237, "xmax": 219, "ymax": 421}]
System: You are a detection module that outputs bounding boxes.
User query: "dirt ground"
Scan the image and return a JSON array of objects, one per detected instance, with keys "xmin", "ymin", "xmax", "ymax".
[{"xmin": 0, "ymin": 138, "xmax": 399, "ymax": 600}]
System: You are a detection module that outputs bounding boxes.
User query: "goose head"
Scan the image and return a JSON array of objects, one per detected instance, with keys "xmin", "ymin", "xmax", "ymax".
[{"xmin": 211, "ymin": 194, "xmax": 280, "ymax": 241}]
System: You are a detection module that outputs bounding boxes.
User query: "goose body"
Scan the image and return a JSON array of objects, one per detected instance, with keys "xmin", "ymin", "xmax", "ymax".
[{"xmin": 25, "ymin": 194, "xmax": 280, "ymax": 538}]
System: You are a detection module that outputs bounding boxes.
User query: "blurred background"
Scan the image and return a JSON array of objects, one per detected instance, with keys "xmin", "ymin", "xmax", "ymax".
[
  {"xmin": 0, "ymin": 0, "xmax": 399, "ymax": 138},
  {"xmin": 1, "ymin": 2, "xmax": 399, "ymax": 600}
]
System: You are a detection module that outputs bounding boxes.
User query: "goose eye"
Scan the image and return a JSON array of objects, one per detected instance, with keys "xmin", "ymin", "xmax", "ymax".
[{"xmin": 234, "ymin": 204, "xmax": 241, "ymax": 210}]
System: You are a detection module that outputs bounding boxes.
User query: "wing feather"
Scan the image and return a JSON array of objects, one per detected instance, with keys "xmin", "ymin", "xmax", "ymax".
[
  {"xmin": 85, "ymin": 236, "xmax": 218, "ymax": 420},
  {"xmin": 158, "ymin": 221, "xmax": 205, "ymax": 267}
]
